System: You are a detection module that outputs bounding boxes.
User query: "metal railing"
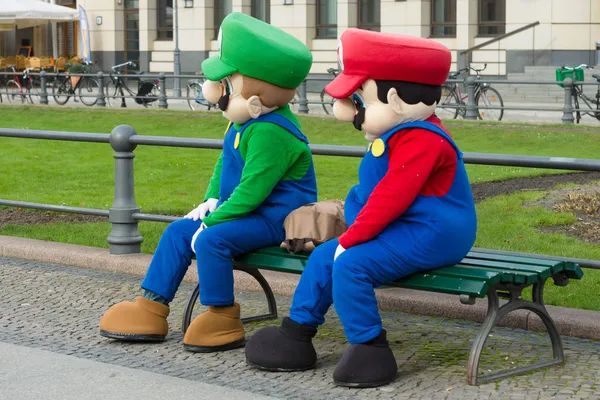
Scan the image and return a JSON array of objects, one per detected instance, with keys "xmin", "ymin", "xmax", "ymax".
[
  {"xmin": 1, "ymin": 125, "xmax": 600, "ymax": 270},
  {"xmin": 1, "ymin": 69, "xmax": 599, "ymax": 124}
]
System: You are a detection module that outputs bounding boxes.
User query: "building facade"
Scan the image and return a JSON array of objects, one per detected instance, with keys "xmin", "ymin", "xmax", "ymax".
[{"xmin": 2, "ymin": 0, "xmax": 598, "ymax": 77}]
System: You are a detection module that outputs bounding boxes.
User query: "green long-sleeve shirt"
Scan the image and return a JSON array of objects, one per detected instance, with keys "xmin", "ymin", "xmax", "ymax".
[{"xmin": 202, "ymin": 105, "xmax": 313, "ymax": 227}]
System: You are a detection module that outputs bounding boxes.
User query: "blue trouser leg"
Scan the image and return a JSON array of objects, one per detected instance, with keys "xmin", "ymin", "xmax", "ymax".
[
  {"xmin": 193, "ymin": 213, "xmax": 285, "ymax": 307},
  {"xmin": 332, "ymin": 238, "xmax": 417, "ymax": 344},
  {"xmin": 141, "ymin": 218, "xmax": 202, "ymax": 302},
  {"xmin": 289, "ymin": 239, "xmax": 338, "ymax": 327}
]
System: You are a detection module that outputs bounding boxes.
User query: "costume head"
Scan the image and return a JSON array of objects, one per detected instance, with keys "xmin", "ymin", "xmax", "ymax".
[
  {"xmin": 201, "ymin": 13, "xmax": 313, "ymax": 124},
  {"xmin": 325, "ymin": 29, "xmax": 451, "ymax": 142}
]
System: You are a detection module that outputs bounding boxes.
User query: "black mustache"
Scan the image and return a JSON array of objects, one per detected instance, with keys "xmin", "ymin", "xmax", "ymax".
[
  {"xmin": 353, "ymin": 107, "xmax": 365, "ymax": 131},
  {"xmin": 218, "ymin": 94, "xmax": 230, "ymax": 111}
]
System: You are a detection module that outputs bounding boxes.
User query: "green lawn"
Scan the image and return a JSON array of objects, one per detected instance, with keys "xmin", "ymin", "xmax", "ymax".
[{"xmin": 1, "ymin": 106, "xmax": 600, "ymax": 310}]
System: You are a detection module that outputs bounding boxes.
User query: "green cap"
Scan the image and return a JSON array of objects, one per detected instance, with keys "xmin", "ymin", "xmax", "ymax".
[{"xmin": 201, "ymin": 13, "xmax": 313, "ymax": 89}]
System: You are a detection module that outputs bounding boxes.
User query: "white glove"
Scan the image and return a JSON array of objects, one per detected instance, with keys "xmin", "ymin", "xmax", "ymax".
[
  {"xmin": 191, "ymin": 223, "xmax": 207, "ymax": 254},
  {"xmin": 185, "ymin": 198, "xmax": 218, "ymax": 221},
  {"xmin": 334, "ymin": 244, "xmax": 346, "ymax": 261}
]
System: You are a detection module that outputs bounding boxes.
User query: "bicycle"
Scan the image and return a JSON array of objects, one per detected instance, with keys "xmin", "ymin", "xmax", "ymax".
[
  {"xmin": 4, "ymin": 66, "xmax": 40, "ymax": 104},
  {"xmin": 105, "ymin": 61, "xmax": 159, "ymax": 108},
  {"xmin": 291, "ymin": 67, "xmax": 339, "ymax": 115},
  {"xmin": 186, "ymin": 75, "xmax": 213, "ymax": 111},
  {"xmin": 437, "ymin": 63, "xmax": 504, "ymax": 121},
  {"xmin": 320, "ymin": 68, "xmax": 338, "ymax": 115},
  {"xmin": 556, "ymin": 64, "xmax": 600, "ymax": 123},
  {"xmin": 52, "ymin": 60, "xmax": 100, "ymax": 106}
]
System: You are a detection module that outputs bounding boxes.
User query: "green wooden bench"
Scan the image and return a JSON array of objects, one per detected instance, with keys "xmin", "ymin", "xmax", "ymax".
[{"xmin": 182, "ymin": 246, "xmax": 583, "ymax": 386}]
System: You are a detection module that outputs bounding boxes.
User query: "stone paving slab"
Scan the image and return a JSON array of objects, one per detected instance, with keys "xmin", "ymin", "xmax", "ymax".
[{"xmin": 2, "ymin": 256, "xmax": 600, "ymax": 400}]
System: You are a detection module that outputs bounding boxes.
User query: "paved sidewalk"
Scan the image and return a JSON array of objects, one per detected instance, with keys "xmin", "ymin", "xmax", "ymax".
[
  {"xmin": 1, "ymin": 257, "xmax": 600, "ymax": 399},
  {"xmin": 0, "ymin": 342, "xmax": 276, "ymax": 400}
]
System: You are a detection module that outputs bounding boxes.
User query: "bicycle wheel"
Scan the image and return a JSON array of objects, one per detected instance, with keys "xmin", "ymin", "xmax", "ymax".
[
  {"xmin": 52, "ymin": 78, "xmax": 71, "ymax": 105},
  {"xmin": 320, "ymin": 89, "xmax": 334, "ymax": 115},
  {"xmin": 186, "ymin": 82, "xmax": 211, "ymax": 111},
  {"xmin": 105, "ymin": 80, "xmax": 126, "ymax": 108},
  {"xmin": 78, "ymin": 78, "xmax": 100, "ymax": 106},
  {"xmin": 5, "ymin": 80, "xmax": 25, "ymax": 104},
  {"xmin": 436, "ymin": 86, "xmax": 460, "ymax": 120},
  {"xmin": 27, "ymin": 78, "xmax": 41, "ymax": 104},
  {"xmin": 476, "ymin": 87, "xmax": 504, "ymax": 121}
]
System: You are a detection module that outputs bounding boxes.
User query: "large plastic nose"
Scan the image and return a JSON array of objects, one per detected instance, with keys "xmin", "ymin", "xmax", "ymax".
[
  {"xmin": 332, "ymin": 98, "xmax": 356, "ymax": 122},
  {"xmin": 202, "ymin": 80, "xmax": 223, "ymax": 104}
]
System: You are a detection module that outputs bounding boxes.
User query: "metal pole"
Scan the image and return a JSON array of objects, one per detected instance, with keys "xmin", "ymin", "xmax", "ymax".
[
  {"xmin": 50, "ymin": 0, "xmax": 58, "ymax": 61},
  {"xmin": 158, "ymin": 72, "xmax": 168, "ymax": 109},
  {"xmin": 107, "ymin": 125, "xmax": 143, "ymax": 254},
  {"xmin": 465, "ymin": 76, "xmax": 478, "ymax": 120},
  {"xmin": 96, "ymin": 71, "xmax": 106, "ymax": 107},
  {"xmin": 561, "ymin": 78, "xmax": 574, "ymax": 124},
  {"xmin": 39, "ymin": 71, "xmax": 49, "ymax": 105},
  {"xmin": 298, "ymin": 81, "xmax": 309, "ymax": 114},
  {"xmin": 173, "ymin": 0, "xmax": 181, "ymax": 98}
]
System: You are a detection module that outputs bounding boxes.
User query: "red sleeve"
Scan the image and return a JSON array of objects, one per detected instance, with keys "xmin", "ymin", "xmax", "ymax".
[{"xmin": 338, "ymin": 129, "xmax": 456, "ymax": 249}]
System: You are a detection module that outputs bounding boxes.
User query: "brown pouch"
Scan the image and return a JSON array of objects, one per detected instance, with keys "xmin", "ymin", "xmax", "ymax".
[{"xmin": 280, "ymin": 200, "xmax": 347, "ymax": 254}]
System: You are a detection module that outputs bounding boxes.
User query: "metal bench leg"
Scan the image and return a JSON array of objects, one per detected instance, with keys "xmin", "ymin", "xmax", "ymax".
[
  {"xmin": 467, "ymin": 280, "xmax": 564, "ymax": 385},
  {"xmin": 181, "ymin": 266, "xmax": 278, "ymax": 335}
]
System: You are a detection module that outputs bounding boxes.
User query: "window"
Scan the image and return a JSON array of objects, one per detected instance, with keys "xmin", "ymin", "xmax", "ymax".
[
  {"xmin": 157, "ymin": 0, "xmax": 173, "ymax": 40},
  {"xmin": 316, "ymin": 0, "xmax": 337, "ymax": 38},
  {"xmin": 358, "ymin": 0, "xmax": 380, "ymax": 32},
  {"xmin": 251, "ymin": 0, "xmax": 270, "ymax": 23},
  {"xmin": 214, "ymin": 0, "xmax": 232, "ymax": 40},
  {"xmin": 431, "ymin": 0, "xmax": 456, "ymax": 37},
  {"xmin": 478, "ymin": 0, "xmax": 505, "ymax": 36}
]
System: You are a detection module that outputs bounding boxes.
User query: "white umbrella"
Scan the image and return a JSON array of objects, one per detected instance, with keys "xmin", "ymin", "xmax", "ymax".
[{"xmin": 0, "ymin": 0, "xmax": 79, "ymax": 30}]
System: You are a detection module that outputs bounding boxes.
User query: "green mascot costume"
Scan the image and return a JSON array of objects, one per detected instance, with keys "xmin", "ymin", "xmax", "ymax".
[{"xmin": 99, "ymin": 13, "xmax": 317, "ymax": 353}]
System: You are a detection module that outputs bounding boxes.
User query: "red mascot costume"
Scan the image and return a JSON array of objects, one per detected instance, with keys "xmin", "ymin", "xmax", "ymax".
[{"xmin": 245, "ymin": 29, "xmax": 478, "ymax": 388}]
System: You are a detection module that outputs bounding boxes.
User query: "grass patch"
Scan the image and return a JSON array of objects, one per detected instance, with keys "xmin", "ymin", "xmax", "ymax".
[
  {"xmin": 476, "ymin": 191, "xmax": 600, "ymax": 311},
  {"xmin": 2, "ymin": 106, "xmax": 600, "ymax": 310}
]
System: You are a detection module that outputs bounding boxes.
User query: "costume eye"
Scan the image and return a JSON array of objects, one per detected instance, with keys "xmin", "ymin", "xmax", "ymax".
[
  {"xmin": 352, "ymin": 93, "xmax": 364, "ymax": 108},
  {"xmin": 222, "ymin": 78, "xmax": 232, "ymax": 95}
]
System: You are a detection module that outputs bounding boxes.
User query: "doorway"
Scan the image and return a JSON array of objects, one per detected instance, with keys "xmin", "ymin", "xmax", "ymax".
[{"xmin": 124, "ymin": 0, "xmax": 140, "ymax": 71}]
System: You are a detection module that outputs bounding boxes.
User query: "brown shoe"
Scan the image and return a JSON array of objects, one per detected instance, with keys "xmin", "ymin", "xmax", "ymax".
[
  {"xmin": 183, "ymin": 303, "xmax": 246, "ymax": 353},
  {"xmin": 99, "ymin": 297, "xmax": 169, "ymax": 342}
]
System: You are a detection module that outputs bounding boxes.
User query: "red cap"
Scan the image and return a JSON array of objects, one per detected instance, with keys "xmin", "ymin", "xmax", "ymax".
[{"xmin": 326, "ymin": 29, "xmax": 452, "ymax": 99}]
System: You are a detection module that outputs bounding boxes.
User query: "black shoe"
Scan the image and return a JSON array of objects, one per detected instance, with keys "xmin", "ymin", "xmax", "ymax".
[
  {"xmin": 245, "ymin": 317, "xmax": 317, "ymax": 372},
  {"xmin": 333, "ymin": 330, "xmax": 398, "ymax": 388}
]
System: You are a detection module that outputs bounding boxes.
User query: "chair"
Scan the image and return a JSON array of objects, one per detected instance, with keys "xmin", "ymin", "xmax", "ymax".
[
  {"xmin": 16, "ymin": 56, "xmax": 27, "ymax": 70},
  {"xmin": 55, "ymin": 57, "xmax": 67, "ymax": 72},
  {"xmin": 5, "ymin": 56, "xmax": 17, "ymax": 69},
  {"xmin": 29, "ymin": 57, "xmax": 41, "ymax": 70}
]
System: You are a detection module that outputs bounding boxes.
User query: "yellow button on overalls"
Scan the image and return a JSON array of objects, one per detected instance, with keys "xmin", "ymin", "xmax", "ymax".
[
  {"xmin": 234, "ymin": 132, "xmax": 241, "ymax": 149},
  {"xmin": 371, "ymin": 138, "xmax": 385, "ymax": 157}
]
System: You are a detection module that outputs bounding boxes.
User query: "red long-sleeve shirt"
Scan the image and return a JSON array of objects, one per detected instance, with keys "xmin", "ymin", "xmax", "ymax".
[{"xmin": 338, "ymin": 116, "xmax": 459, "ymax": 249}]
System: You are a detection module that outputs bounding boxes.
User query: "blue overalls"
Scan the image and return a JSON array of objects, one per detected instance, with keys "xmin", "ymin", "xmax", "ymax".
[
  {"xmin": 141, "ymin": 113, "xmax": 317, "ymax": 306},
  {"xmin": 289, "ymin": 121, "xmax": 477, "ymax": 344}
]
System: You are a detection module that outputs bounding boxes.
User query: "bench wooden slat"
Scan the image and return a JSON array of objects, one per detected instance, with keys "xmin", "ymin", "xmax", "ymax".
[
  {"xmin": 390, "ymin": 274, "xmax": 490, "ymax": 297},
  {"xmin": 450, "ymin": 265, "xmax": 539, "ymax": 284},
  {"xmin": 468, "ymin": 251, "xmax": 565, "ymax": 272},
  {"xmin": 426, "ymin": 266, "xmax": 503, "ymax": 285},
  {"xmin": 459, "ymin": 259, "xmax": 553, "ymax": 279}
]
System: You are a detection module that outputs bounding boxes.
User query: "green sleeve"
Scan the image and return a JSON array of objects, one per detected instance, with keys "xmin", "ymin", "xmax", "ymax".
[
  {"xmin": 203, "ymin": 152, "xmax": 223, "ymax": 201},
  {"xmin": 202, "ymin": 125, "xmax": 300, "ymax": 227}
]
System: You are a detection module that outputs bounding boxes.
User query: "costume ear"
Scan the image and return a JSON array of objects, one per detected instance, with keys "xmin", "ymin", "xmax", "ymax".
[
  {"xmin": 387, "ymin": 87, "xmax": 404, "ymax": 115},
  {"xmin": 246, "ymin": 95, "xmax": 263, "ymax": 119},
  {"xmin": 203, "ymin": 80, "xmax": 223, "ymax": 104}
]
